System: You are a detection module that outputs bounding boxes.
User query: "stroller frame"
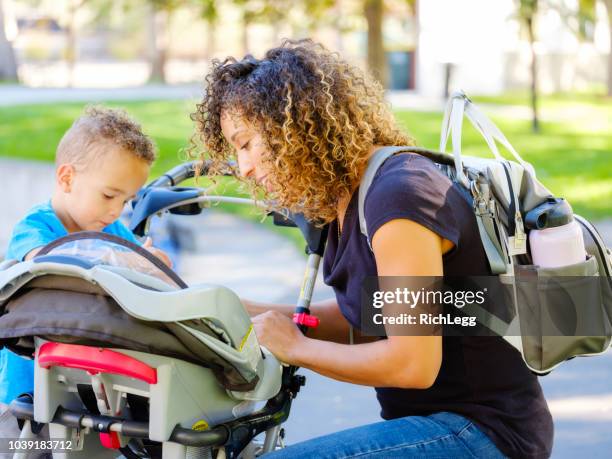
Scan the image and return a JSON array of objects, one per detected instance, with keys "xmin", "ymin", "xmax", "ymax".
[{"xmin": 5, "ymin": 161, "xmax": 328, "ymax": 459}]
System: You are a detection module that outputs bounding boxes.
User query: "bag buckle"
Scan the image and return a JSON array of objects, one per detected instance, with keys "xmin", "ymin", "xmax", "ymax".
[{"xmin": 474, "ymin": 196, "xmax": 496, "ymax": 219}]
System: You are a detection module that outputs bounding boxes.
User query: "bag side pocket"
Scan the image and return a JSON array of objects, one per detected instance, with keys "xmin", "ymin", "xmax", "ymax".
[{"xmin": 514, "ymin": 256, "xmax": 611, "ymax": 373}]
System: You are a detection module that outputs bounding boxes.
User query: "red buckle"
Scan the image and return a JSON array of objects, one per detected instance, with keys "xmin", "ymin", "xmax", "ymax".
[
  {"xmin": 99, "ymin": 432, "xmax": 121, "ymax": 449},
  {"xmin": 293, "ymin": 312, "xmax": 320, "ymax": 328}
]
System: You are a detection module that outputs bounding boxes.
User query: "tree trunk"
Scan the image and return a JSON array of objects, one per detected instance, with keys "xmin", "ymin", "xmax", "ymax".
[
  {"xmin": 241, "ymin": 13, "xmax": 250, "ymax": 56},
  {"xmin": 65, "ymin": 0, "xmax": 79, "ymax": 88},
  {"xmin": 0, "ymin": 0, "xmax": 18, "ymax": 81},
  {"xmin": 147, "ymin": 4, "xmax": 167, "ymax": 83},
  {"xmin": 603, "ymin": 0, "xmax": 612, "ymax": 97},
  {"xmin": 527, "ymin": 16, "xmax": 540, "ymax": 133},
  {"xmin": 204, "ymin": 20, "xmax": 216, "ymax": 61},
  {"xmin": 334, "ymin": 0, "xmax": 344, "ymax": 53},
  {"xmin": 364, "ymin": 0, "xmax": 387, "ymax": 87}
]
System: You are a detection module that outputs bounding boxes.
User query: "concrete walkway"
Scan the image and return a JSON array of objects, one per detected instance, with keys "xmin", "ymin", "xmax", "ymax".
[{"xmin": 0, "ymin": 84, "xmax": 204, "ymax": 107}]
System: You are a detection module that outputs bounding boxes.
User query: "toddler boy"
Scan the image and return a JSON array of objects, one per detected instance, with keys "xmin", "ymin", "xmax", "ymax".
[{"xmin": 1, "ymin": 105, "xmax": 169, "ymax": 411}]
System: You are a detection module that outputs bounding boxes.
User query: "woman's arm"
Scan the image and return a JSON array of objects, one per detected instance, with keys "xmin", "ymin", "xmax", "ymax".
[
  {"xmin": 244, "ymin": 297, "xmax": 376, "ymax": 344},
  {"xmin": 253, "ymin": 218, "xmax": 448, "ymax": 389}
]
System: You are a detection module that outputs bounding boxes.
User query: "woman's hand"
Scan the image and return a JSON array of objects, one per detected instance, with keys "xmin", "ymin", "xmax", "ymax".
[
  {"xmin": 268, "ymin": 218, "xmax": 445, "ymax": 389},
  {"xmin": 252, "ymin": 310, "xmax": 306, "ymax": 364}
]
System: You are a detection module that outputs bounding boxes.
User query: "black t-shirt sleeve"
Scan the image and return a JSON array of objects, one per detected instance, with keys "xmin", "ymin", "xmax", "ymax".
[{"xmin": 363, "ymin": 153, "xmax": 460, "ymax": 247}]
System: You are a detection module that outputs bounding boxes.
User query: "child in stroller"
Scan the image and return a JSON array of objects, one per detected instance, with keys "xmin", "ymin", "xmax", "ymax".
[
  {"xmin": 0, "ymin": 162, "xmax": 325, "ymax": 458},
  {"xmin": 1, "ymin": 106, "xmax": 171, "ymax": 433}
]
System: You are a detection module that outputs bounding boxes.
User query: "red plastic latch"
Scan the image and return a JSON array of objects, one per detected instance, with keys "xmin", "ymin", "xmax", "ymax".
[
  {"xmin": 293, "ymin": 312, "xmax": 320, "ymax": 328},
  {"xmin": 99, "ymin": 432, "xmax": 121, "ymax": 449},
  {"xmin": 38, "ymin": 342, "xmax": 157, "ymax": 384}
]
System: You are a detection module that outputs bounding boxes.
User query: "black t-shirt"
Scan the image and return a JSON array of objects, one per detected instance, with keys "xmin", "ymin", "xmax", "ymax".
[{"xmin": 322, "ymin": 153, "xmax": 554, "ymax": 459}]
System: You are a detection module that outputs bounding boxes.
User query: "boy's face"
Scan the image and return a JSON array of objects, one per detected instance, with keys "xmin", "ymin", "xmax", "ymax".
[{"xmin": 56, "ymin": 146, "xmax": 150, "ymax": 232}]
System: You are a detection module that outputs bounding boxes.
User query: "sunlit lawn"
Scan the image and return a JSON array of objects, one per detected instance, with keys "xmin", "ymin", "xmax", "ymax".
[
  {"xmin": 395, "ymin": 106, "xmax": 612, "ymax": 221},
  {"xmin": 0, "ymin": 96, "xmax": 610, "ymax": 246}
]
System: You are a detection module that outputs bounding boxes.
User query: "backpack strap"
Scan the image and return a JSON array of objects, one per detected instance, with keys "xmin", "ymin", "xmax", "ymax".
[
  {"xmin": 358, "ymin": 146, "xmax": 412, "ymax": 250},
  {"xmin": 441, "ymin": 91, "xmax": 536, "ymax": 178},
  {"xmin": 357, "ymin": 146, "xmax": 509, "ymax": 275},
  {"xmin": 471, "ymin": 182, "xmax": 510, "ymax": 275},
  {"xmin": 356, "ymin": 148, "xmax": 518, "ymax": 346}
]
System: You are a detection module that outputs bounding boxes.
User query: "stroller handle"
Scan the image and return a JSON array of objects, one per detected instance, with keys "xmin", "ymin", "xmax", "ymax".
[
  {"xmin": 147, "ymin": 160, "xmax": 205, "ymax": 188},
  {"xmin": 145, "ymin": 159, "xmax": 231, "ymax": 188}
]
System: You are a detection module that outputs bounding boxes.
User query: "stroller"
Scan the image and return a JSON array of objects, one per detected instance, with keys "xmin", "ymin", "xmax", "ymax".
[{"xmin": 0, "ymin": 161, "xmax": 328, "ymax": 459}]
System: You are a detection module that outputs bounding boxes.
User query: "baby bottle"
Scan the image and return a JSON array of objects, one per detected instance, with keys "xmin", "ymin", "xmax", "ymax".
[{"xmin": 524, "ymin": 198, "xmax": 586, "ymax": 269}]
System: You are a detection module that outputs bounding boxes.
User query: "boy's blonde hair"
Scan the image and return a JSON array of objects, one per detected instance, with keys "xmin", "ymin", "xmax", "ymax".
[{"xmin": 56, "ymin": 106, "xmax": 157, "ymax": 169}]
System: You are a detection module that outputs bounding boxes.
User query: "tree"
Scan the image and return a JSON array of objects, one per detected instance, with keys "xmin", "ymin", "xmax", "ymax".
[
  {"xmin": 302, "ymin": 0, "xmax": 335, "ymax": 33},
  {"xmin": 0, "ymin": 0, "xmax": 18, "ymax": 81},
  {"xmin": 20, "ymin": 0, "xmax": 95, "ymax": 87},
  {"xmin": 364, "ymin": 0, "xmax": 386, "ymax": 86},
  {"xmin": 64, "ymin": 0, "xmax": 87, "ymax": 87},
  {"xmin": 230, "ymin": 0, "xmax": 259, "ymax": 56},
  {"xmin": 146, "ymin": 0, "xmax": 173, "ymax": 83},
  {"xmin": 332, "ymin": 0, "xmax": 345, "ymax": 52},
  {"xmin": 197, "ymin": 0, "xmax": 219, "ymax": 60},
  {"xmin": 22, "ymin": 0, "xmax": 116, "ymax": 87},
  {"xmin": 551, "ymin": 0, "xmax": 612, "ymax": 96},
  {"xmin": 363, "ymin": 0, "xmax": 416, "ymax": 88},
  {"xmin": 257, "ymin": 0, "xmax": 291, "ymax": 44},
  {"xmin": 517, "ymin": 0, "xmax": 540, "ymax": 133},
  {"xmin": 604, "ymin": 0, "xmax": 612, "ymax": 96},
  {"xmin": 230, "ymin": 0, "xmax": 334, "ymax": 55},
  {"xmin": 574, "ymin": 0, "xmax": 612, "ymax": 97},
  {"xmin": 145, "ymin": 0, "xmax": 189, "ymax": 83}
]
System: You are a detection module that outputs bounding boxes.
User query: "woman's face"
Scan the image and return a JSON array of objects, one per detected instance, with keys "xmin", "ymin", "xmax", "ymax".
[{"xmin": 220, "ymin": 112, "xmax": 273, "ymax": 192}]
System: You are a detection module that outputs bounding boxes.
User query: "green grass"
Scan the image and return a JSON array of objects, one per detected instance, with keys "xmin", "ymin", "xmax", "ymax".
[
  {"xmin": 396, "ymin": 112, "xmax": 612, "ymax": 221},
  {"xmin": 0, "ymin": 100, "xmax": 309, "ymax": 246},
  {"xmin": 471, "ymin": 87, "xmax": 612, "ymax": 108},
  {"xmin": 0, "ymin": 100, "xmax": 196, "ymax": 174},
  {"xmin": 0, "ymin": 97, "xmax": 610, "ymax": 248}
]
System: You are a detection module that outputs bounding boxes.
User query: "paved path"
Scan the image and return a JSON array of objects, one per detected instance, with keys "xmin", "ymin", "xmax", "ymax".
[
  {"xmin": 0, "ymin": 84, "xmax": 204, "ymax": 107},
  {"xmin": 0, "ymin": 158, "xmax": 57, "ymax": 257}
]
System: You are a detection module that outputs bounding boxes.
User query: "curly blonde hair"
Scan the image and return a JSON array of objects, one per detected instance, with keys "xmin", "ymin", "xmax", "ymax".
[
  {"xmin": 57, "ymin": 105, "xmax": 157, "ymax": 168},
  {"xmin": 192, "ymin": 39, "xmax": 413, "ymax": 223}
]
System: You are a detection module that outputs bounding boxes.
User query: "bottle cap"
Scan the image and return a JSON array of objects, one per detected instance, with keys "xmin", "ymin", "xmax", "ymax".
[{"xmin": 525, "ymin": 197, "xmax": 574, "ymax": 230}]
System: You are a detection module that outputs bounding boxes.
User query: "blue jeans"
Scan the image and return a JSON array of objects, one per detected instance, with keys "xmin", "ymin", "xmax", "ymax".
[{"xmin": 263, "ymin": 411, "xmax": 506, "ymax": 458}]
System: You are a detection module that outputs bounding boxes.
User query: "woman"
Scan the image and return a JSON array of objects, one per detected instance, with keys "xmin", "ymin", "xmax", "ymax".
[{"xmin": 193, "ymin": 39, "xmax": 553, "ymax": 458}]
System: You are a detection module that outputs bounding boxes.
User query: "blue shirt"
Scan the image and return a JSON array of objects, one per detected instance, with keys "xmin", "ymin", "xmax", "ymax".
[
  {"xmin": 0, "ymin": 201, "xmax": 139, "ymax": 405},
  {"xmin": 5, "ymin": 201, "xmax": 138, "ymax": 262}
]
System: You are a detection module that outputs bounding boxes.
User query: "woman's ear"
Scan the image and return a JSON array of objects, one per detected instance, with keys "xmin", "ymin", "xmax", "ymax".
[{"xmin": 56, "ymin": 164, "xmax": 75, "ymax": 193}]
